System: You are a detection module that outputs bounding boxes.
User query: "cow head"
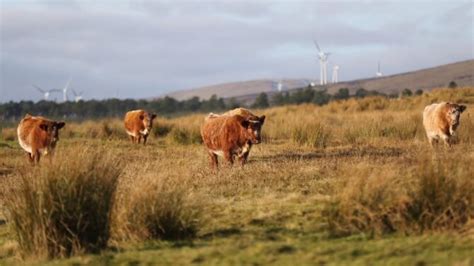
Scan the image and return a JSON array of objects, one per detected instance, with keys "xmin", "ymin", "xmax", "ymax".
[
  {"xmin": 241, "ymin": 115, "xmax": 266, "ymax": 144},
  {"xmin": 447, "ymin": 103, "xmax": 466, "ymax": 128},
  {"xmin": 139, "ymin": 112, "xmax": 157, "ymax": 135},
  {"xmin": 39, "ymin": 121, "xmax": 66, "ymax": 145}
]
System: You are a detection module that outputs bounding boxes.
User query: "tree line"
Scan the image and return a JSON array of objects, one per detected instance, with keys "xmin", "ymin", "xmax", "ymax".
[{"xmin": 0, "ymin": 86, "xmax": 422, "ymax": 122}]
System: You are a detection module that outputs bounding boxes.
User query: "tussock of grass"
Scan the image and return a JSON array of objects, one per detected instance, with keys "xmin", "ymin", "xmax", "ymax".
[
  {"xmin": 63, "ymin": 119, "xmax": 126, "ymax": 140},
  {"xmin": 167, "ymin": 126, "xmax": 202, "ymax": 145},
  {"xmin": 4, "ymin": 148, "xmax": 122, "ymax": 258},
  {"xmin": 324, "ymin": 151, "xmax": 474, "ymax": 237},
  {"xmin": 291, "ymin": 122, "xmax": 331, "ymax": 148},
  {"xmin": 1, "ymin": 128, "xmax": 16, "ymax": 141},
  {"xmin": 152, "ymin": 119, "xmax": 173, "ymax": 137},
  {"xmin": 113, "ymin": 174, "xmax": 202, "ymax": 241}
]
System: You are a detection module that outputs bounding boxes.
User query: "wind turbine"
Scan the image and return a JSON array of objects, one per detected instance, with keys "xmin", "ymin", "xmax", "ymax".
[
  {"xmin": 277, "ymin": 80, "xmax": 284, "ymax": 92},
  {"xmin": 72, "ymin": 89, "xmax": 83, "ymax": 102},
  {"xmin": 33, "ymin": 85, "xmax": 60, "ymax": 101},
  {"xmin": 314, "ymin": 40, "xmax": 331, "ymax": 85},
  {"xmin": 332, "ymin": 65, "xmax": 339, "ymax": 83},
  {"xmin": 376, "ymin": 61, "xmax": 383, "ymax": 77},
  {"xmin": 62, "ymin": 78, "xmax": 71, "ymax": 102}
]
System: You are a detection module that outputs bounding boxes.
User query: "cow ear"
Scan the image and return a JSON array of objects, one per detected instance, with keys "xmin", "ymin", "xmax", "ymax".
[
  {"xmin": 459, "ymin": 105, "xmax": 466, "ymax": 113},
  {"xmin": 151, "ymin": 113, "xmax": 157, "ymax": 120},
  {"xmin": 241, "ymin": 119, "xmax": 250, "ymax": 128},
  {"xmin": 259, "ymin": 115, "xmax": 266, "ymax": 124},
  {"xmin": 56, "ymin": 122, "xmax": 66, "ymax": 129},
  {"xmin": 139, "ymin": 114, "xmax": 144, "ymax": 120},
  {"xmin": 39, "ymin": 124, "xmax": 48, "ymax": 131}
]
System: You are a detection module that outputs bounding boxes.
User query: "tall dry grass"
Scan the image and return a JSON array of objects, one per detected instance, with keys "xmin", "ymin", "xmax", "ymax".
[
  {"xmin": 4, "ymin": 147, "xmax": 122, "ymax": 258},
  {"xmin": 112, "ymin": 173, "xmax": 202, "ymax": 241},
  {"xmin": 324, "ymin": 150, "xmax": 474, "ymax": 237},
  {"xmin": 1, "ymin": 87, "xmax": 473, "ymax": 260}
]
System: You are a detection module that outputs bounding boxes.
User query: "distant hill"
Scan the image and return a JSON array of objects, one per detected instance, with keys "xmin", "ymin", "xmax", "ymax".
[
  {"xmin": 164, "ymin": 79, "xmax": 315, "ymax": 101},
  {"xmin": 162, "ymin": 60, "xmax": 473, "ymax": 102},
  {"xmin": 321, "ymin": 59, "xmax": 473, "ymax": 95}
]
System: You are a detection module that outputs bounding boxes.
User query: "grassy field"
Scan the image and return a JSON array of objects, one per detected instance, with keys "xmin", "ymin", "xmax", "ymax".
[{"xmin": 0, "ymin": 88, "xmax": 473, "ymax": 265}]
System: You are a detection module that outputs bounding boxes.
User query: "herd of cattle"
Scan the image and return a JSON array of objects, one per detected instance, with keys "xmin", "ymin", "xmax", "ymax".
[{"xmin": 15, "ymin": 102, "xmax": 466, "ymax": 167}]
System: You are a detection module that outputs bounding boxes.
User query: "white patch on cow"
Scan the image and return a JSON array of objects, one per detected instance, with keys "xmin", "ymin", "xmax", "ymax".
[
  {"xmin": 427, "ymin": 132, "xmax": 439, "ymax": 139},
  {"xmin": 17, "ymin": 126, "xmax": 32, "ymax": 153},
  {"xmin": 140, "ymin": 129, "xmax": 149, "ymax": 135},
  {"xmin": 211, "ymin": 150, "xmax": 224, "ymax": 157},
  {"xmin": 39, "ymin": 148, "xmax": 48, "ymax": 155},
  {"xmin": 17, "ymin": 134, "xmax": 32, "ymax": 153},
  {"xmin": 237, "ymin": 142, "xmax": 251, "ymax": 158},
  {"xmin": 126, "ymin": 130, "xmax": 137, "ymax": 137},
  {"xmin": 449, "ymin": 126, "xmax": 456, "ymax": 136}
]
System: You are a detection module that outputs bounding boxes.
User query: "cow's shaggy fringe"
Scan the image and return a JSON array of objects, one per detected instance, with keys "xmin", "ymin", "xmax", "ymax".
[
  {"xmin": 324, "ymin": 151, "xmax": 474, "ymax": 237},
  {"xmin": 112, "ymin": 173, "xmax": 202, "ymax": 241},
  {"xmin": 4, "ymin": 147, "xmax": 122, "ymax": 259}
]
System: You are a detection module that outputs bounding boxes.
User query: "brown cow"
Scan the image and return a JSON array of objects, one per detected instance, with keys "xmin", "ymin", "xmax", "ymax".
[
  {"xmin": 124, "ymin": 109, "xmax": 157, "ymax": 144},
  {"xmin": 17, "ymin": 114, "xmax": 66, "ymax": 163},
  {"xmin": 201, "ymin": 113, "xmax": 266, "ymax": 169},
  {"xmin": 423, "ymin": 102, "xmax": 466, "ymax": 147}
]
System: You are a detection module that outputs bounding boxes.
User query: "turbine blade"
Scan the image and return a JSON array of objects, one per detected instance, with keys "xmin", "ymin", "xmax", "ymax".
[
  {"xmin": 33, "ymin": 85, "xmax": 45, "ymax": 93},
  {"xmin": 64, "ymin": 77, "xmax": 71, "ymax": 91},
  {"xmin": 313, "ymin": 40, "xmax": 321, "ymax": 52}
]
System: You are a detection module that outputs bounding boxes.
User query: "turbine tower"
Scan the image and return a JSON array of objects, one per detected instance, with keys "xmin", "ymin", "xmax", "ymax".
[
  {"xmin": 72, "ymin": 89, "xmax": 83, "ymax": 102},
  {"xmin": 62, "ymin": 78, "xmax": 71, "ymax": 102},
  {"xmin": 277, "ymin": 80, "xmax": 283, "ymax": 92},
  {"xmin": 376, "ymin": 61, "xmax": 383, "ymax": 77},
  {"xmin": 332, "ymin": 65, "xmax": 339, "ymax": 83},
  {"xmin": 314, "ymin": 40, "xmax": 331, "ymax": 85},
  {"xmin": 33, "ymin": 85, "xmax": 60, "ymax": 101}
]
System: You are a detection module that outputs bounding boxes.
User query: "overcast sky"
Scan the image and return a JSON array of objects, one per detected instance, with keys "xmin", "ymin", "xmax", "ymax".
[{"xmin": 0, "ymin": 0, "xmax": 472, "ymax": 102}]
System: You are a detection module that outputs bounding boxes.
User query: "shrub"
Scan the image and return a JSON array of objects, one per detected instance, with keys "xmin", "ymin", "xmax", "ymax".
[
  {"xmin": 401, "ymin": 88, "xmax": 413, "ymax": 97},
  {"xmin": 152, "ymin": 120, "xmax": 173, "ymax": 137},
  {"xmin": 448, "ymin": 81, "xmax": 458, "ymax": 89},
  {"xmin": 113, "ymin": 175, "xmax": 202, "ymax": 241},
  {"xmin": 167, "ymin": 126, "xmax": 202, "ymax": 145},
  {"xmin": 5, "ymin": 148, "xmax": 122, "ymax": 258},
  {"xmin": 324, "ymin": 152, "xmax": 474, "ymax": 237}
]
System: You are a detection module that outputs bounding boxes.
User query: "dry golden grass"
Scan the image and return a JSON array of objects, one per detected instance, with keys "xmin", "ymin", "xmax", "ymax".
[
  {"xmin": 4, "ymin": 147, "xmax": 122, "ymax": 259},
  {"xmin": 0, "ymin": 87, "xmax": 473, "ymax": 264}
]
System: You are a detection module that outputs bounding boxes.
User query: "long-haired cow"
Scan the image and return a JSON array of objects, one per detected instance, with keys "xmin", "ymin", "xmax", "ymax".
[
  {"xmin": 223, "ymin": 107, "xmax": 260, "ymax": 120},
  {"xmin": 124, "ymin": 109, "xmax": 157, "ymax": 145},
  {"xmin": 423, "ymin": 102, "xmax": 466, "ymax": 147},
  {"xmin": 17, "ymin": 114, "xmax": 66, "ymax": 163},
  {"xmin": 201, "ymin": 112, "xmax": 265, "ymax": 169}
]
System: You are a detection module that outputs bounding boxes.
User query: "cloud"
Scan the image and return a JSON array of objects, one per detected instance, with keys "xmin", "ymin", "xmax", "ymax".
[{"xmin": 0, "ymin": 0, "xmax": 472, "ymax": 102}]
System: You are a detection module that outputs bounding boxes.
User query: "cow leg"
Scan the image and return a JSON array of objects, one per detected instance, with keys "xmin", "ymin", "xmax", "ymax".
[
  {"xmin": 32, "ymin": 149, "xmax": 41, "ymax": 164},
  {"xmin": 208, "ymin": 151, "xmax": 218, "ymax": 169},
  {"xmin": 137, "ymin": 135, "xmax": 142, "ymax": 144},
  {"xmin": 428, "ymin": 137, "xmax": 437, "ymax": 148},
  {"xmin": 441, "ymin": 135, "xmax": 451, "ymax": 148},
  {"xmin": 26, "ymin": 152, "xmax": 34, "ymax": 163},
  {"xmin": 224, "ymin": 151, "xmax": 234, "ymax": 166},
  {"xmin": 143, "ymin": 135, "xmax": 148, "ymax": 145},
  {"xmin": 239, "ymin": 151, "xmax": 250, "ymax": 166},
  {"xmin": 129, "ymin": 135, "xmax": 135, "ymax": 143}
]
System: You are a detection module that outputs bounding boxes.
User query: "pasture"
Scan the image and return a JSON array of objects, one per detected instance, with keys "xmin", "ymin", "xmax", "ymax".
[{"xmin": 0, "ymin": 88, "xmax": 473, "ymax": 265}]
